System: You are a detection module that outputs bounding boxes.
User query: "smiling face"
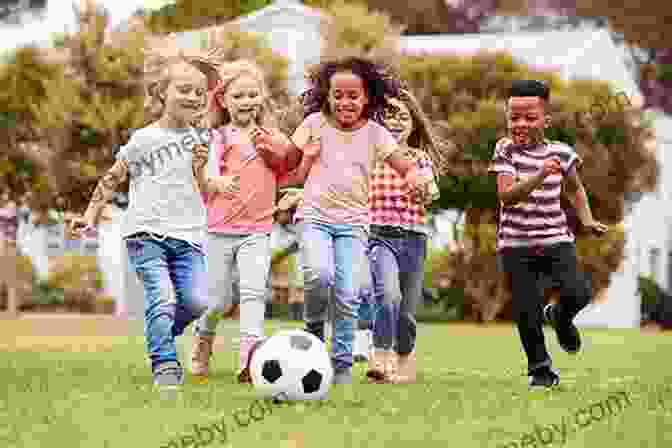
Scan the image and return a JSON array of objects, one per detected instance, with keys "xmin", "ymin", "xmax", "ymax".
[
  {"xmin": 218, "ymin": 75, "xmax": 263, "ymax": 127},
  {"xmin": 162, "ymin": 62, "xmax": 207, "ymax": 126},
  {"xmin": 327, "ymin": 71, "xmax": 369, "ymax": 129},
  {"xmin": 507, "ymin": 96, "xmax": 547, "ymax": 146},
  {"xmin": 382, "ymin": 97, "xmax": 414, "ymax": 145}
]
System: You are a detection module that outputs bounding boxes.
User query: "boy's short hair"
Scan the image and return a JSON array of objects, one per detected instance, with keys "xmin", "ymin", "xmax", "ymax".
[{"xmin": 509, "ymin": 80, "xmax": 550, "ymax": 101}]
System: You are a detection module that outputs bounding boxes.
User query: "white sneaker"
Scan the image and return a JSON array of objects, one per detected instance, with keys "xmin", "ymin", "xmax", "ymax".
[{"xmin": 353, "ymin": 329, "xmax": 370, "ymax": 362}]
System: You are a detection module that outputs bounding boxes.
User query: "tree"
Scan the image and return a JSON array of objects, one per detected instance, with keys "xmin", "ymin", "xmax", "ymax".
[{"xmin": 142, "ymin": 0, "xmax": 273, "ymax": 34}]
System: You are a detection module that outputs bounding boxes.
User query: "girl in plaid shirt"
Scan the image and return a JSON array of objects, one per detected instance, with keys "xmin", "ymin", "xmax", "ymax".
[{"xmin": 366, "ymin": 89, "xmax": 443, "ymax": 384}]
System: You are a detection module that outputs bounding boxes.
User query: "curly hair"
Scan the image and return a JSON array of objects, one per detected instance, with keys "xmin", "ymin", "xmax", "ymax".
[
  {"xmin": 300, "ymin": 56, "xmax": 402, "ymax": 120},
  {"xmin": 205, "ymin": 59, "xmax": 278, "ymax": 130},
  {"xmin": 380, "ymin": 88, "xmax": 452, "ymax": 176}
]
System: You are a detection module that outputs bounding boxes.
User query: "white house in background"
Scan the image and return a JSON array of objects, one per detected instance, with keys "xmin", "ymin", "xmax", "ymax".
[{"xmin": 172, "ymin": 0, "xmax": 323, "ymax": 96}]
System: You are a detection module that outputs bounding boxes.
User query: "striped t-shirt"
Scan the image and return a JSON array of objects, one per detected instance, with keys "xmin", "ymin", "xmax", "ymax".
[{"xmin": 488, "ymin": 137, "xmax": 581, "ymax": 250}]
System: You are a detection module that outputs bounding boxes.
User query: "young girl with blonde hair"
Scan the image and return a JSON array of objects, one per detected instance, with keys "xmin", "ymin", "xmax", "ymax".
[
  {"xmin": 190, "ymin": 60, "xmax": 297, "ymax": 383},
  {"xmin": 73, "ymin": 53, "xmax": 238, "ymax": 391}
]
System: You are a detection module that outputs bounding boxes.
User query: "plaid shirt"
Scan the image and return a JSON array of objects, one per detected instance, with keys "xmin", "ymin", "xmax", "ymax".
[{"xmin": 369, "ymin": 148, "xmax": 439, "ymax": 236}]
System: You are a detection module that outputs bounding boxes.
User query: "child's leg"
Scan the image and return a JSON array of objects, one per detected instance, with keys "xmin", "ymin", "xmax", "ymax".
[
  {"xmin": 192, "ymin": 234, "xmax": 237, "ymax": 337},
  {"xmin": 545, "ymin": 242, "xmax": 591, "ymax": 353},
  {"xmin": 190, "ymin": 234, "xmax": 236, "ymax": 376},
  {"xmin": 395, "ymin": 234, "xmax": 427, "ymax": 383},
  {"xmin": 125, "ymin": 236, "xmax": 205, "ymax": 387},
  {"xmin": 301, "ymin": 222, "xmax": 333, "ymax": 342},
  {"xmin": 353, "ymin": 287, "xmax": 372, "ymax": 362},
  {"xmin": 236, "ymin": 233, "xmax": 271, "ymax": 379},
  {"xmin": 330, "ymin": 225, "xmax": 368, "ymax": 382},
  {"xmin": 368, "ymin": 238, "xmax": 401, "ymax": 381},
  {"xmin": 501, "ymin": 248, "xmax": 552, "ymax": 374},
  {"xmin": 170, "ymin": 241, "xmax": 209, "ymax": 337}
]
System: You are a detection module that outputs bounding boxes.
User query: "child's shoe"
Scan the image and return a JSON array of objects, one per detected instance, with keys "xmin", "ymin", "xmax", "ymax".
[
  {"xmin": 190, "ymin": 334, "xmax": 214, "ymax": 376},
  {"xmin": 238, "ymin": 335, "xmax": 262, "ymax": 384},
  {"xmin": 154, "ymin": 361, "xmax": 183, "ymax": 391},
  {"xmin": 353, "ymin": 329, "xmax": 372, "ymax": 362},
  {"xmin": 544, "ymin": 304, "xmax": 581, "ymax": 354},
  {"xmin": 332, "ymin": 368, "xmax": 353, "ymax": 385},
  {"xmin": 528, "ymin": 365, "xmax": 560, "ymax": 388}
]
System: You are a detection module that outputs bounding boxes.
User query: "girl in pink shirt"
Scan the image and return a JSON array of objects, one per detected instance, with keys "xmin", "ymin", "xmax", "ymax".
[
  {"xmin": 190, "ymin": 60, "xmax": 292, "ymax": 382},
  {"xmin": 272, "ymin": 57, "xmax": 422, "ymax": 384}
]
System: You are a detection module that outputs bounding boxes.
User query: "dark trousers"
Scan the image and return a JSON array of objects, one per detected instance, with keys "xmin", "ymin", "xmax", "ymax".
[{"xmin": 499, "ymin": 242, "xmax": 591, "ymax": 371}]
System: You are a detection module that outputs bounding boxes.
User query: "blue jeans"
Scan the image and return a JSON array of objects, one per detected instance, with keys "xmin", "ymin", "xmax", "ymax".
[
  {"xmin": 126, "ymin": 234, "xmax": 208, "ymax": 372},
  {"xmin": 369, "ymin": 229, "xmax": 427, "ymax": 355},
  {"xmin": 357, "ymin": 248, "xmax": 376, "ymax": 329},
  {"xmin": 301, "ymin": 222, "xmax": 368, "ymax": 371}
]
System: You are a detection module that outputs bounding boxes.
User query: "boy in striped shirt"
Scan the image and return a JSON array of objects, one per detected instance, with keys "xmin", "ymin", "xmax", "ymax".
[{"xmin": 489, "ymin": 80, "xmax": 608, "ymax": 388}]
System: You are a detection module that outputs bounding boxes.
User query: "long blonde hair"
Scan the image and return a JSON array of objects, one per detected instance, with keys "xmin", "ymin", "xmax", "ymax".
[{"xmin": 206, "ymin": 60, "xmax": 277, "ymax": 130}]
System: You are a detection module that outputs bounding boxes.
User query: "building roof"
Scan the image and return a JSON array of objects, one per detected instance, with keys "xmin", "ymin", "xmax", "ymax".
[{"xmin": 399, "ymin": 28, "xmax": 641, "ymax": 101}]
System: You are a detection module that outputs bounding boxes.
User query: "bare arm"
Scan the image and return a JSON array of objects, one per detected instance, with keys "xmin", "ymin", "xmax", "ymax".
[
  {"xmin": 496, "ymin": 172, "xmax": 546, "ymax": 206},
  {"xmin": 278, "ymin": 152, "xmax": 319, "ymax": 188},
  {"xmin": 82, "ymin": 159, "xmax": 128, "ymax": 225},
  {"xmin": 192, "ymin": 144, "xmax": 239, "ymax": 197},
  {"xmin": 562, "ymin": 166, "xmax": 594, "ymax": 225}
]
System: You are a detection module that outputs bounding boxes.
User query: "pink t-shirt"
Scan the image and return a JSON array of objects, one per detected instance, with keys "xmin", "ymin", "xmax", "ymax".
[
  {"xmin": 291, "ymin": 112, "xmax": 398, "ymax": 226},
  {"xmin": 206, "ymin": 126, "xmax": 279, "ymax": 234}
]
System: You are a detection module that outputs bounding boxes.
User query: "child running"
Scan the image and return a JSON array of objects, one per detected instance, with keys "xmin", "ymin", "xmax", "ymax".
[
  {"xmin": 270, "ymin": 57, "xmax": 423, "ymax": 384},
  {"xmin": 190, "ymin": 60, "xmax": 295, "ymax": 383},
  {"xmin": 489, "ymin": 80, "xmax": 607, "ymax": 387},
  {"xmin": 73, "ymin": 57, "xmax": 239, "ymax": 391},
  {"xmin": 366, "ymin": 88, "xmax": 442, "ymax": 384}
]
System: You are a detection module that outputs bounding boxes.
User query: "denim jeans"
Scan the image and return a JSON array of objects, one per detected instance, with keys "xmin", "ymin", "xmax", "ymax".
[
  {"xmin": 301, "ymin": 221, "xmax": 368, "ymax": 370},
  {"xmin": 369, "ymin": 229, "xmax": 427, "ymax": 355},
  {"xmin": 357, "ymin": 248, "xmax": 376, "ymax": 328},
  {"xmin": 125, "ymin": 234, "xmax": 208, "ymax": 372},
  {"xmin": 194, "ymin": 233, "xmax": 270, "ymax": 339},
  {"xmin": 498, "ymin": 242, "xmax": 591, "ymax": 372}
]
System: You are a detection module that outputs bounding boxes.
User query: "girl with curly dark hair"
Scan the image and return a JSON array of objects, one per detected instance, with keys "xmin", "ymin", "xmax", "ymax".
[{"xmin": 275, "ymin": 56, "xmax": 422, "ymax": 385}]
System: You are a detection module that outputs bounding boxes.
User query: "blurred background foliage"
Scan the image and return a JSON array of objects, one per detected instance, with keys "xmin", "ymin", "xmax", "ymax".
[{"xmin": 0, "ymin": 0, "xmax": 665, "ymax": 321}]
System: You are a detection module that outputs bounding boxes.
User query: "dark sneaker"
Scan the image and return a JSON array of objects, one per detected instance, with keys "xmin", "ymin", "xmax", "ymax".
[
  {"xmin": 528, "ymin": 366, "xmax": 560, "ymax": 388},
  {"xmin": 153, "ymin": 361, "xmax": 183, "ymax": 391},
  {"xmin": 544, "ymin": 304, "xmax": 581, "ymax": 354},
  {"xmin": 332, "ymin": 368, "xmax": 353, "ymax": 385}
]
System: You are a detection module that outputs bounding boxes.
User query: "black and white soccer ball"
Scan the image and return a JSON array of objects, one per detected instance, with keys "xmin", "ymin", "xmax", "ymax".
[{"xmin": 250, "ymin": 329, "xmax": 333, "ymax": 401}]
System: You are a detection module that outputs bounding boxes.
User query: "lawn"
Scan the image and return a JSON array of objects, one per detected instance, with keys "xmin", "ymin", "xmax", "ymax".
[{"xmin": 1, "ymin": 316, "xmax": 671, "ymax": 448}]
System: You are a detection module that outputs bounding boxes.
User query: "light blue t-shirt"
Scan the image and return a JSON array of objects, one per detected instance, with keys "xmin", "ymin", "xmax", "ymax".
[{"xmin": 116, "ymin": 123, "xmax": 212, "ymax": 245}]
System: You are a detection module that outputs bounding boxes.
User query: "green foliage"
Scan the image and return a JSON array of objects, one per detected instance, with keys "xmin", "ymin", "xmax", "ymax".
[
  {"xmin": 0, "ymin": 46, "xmax": 61, "ymax": 120},
  {"xmin": 638, "ymin": 275, "xmax": 661, "ymax": 314},
  {"xmin": 144, "ymin": 0, "xmax": 273, "ymax": 34}
]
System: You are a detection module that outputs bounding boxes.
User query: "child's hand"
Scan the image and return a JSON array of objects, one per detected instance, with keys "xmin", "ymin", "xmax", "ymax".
[
  {"xmin": 542, "ymin": 157, "xmax": 562, "ymax": 177},
  {"xmin": 212, "ymin": 175, "xmax": 240, "ymax": 197},
  {"xmin": 302, "ymin": 137, "xmax": 321, "ymax": 159},
  {"xmin": 70, "ymin": 217, "xmax": 96, "ymax": 239},
  {"xmin": 584, "ymin": 219, "xmax": 609, "ymax": 236},
  {"xmin": 251, "ymin": 127, "xmax": 288, "ymax": 150}
]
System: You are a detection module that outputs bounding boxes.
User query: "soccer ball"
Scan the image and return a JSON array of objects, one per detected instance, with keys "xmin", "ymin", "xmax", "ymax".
[{"xmin": 250, "ymin": 329, "xmax": 333, "ymax": 401}]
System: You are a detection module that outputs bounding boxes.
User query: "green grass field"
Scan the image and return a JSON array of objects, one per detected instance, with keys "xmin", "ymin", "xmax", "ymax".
[{"xmin": 1, "ymin": 317, "xmax": 671, "ymax": 448}]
